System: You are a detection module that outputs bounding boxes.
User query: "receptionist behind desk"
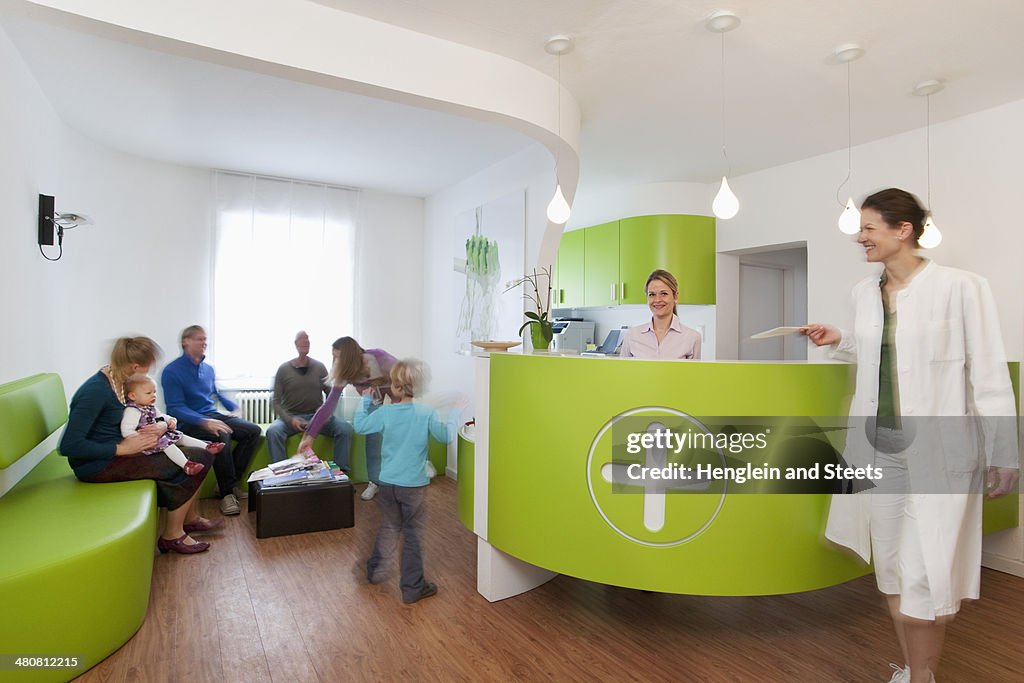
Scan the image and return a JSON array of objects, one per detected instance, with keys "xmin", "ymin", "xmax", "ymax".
[{"xmin": 619, "ymin": 269, "xmax": 701, "ymax": 360}]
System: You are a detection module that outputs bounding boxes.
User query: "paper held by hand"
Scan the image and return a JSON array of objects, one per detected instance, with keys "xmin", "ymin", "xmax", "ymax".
[{"xmin": 749, "ymin": 326, "xmax": 805, "ymax": 340}]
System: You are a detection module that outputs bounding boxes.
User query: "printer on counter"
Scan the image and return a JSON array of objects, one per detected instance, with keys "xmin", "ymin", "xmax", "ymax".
[{"xmin": 551, "ymin": 318, "xmax": 595, "ymax": 353}]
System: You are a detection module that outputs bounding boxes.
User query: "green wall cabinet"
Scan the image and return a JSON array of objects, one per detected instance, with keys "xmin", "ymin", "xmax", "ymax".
[
  {"xmin": 553, "ymin": 227, "xmax": 585, "ymax": 308},
  {"xmin": 619, "ymin": 214, "xmax": 716, "ymax": 304},
  {"xmin": 583, "ymin": 221, "xmax": 620, "ymax": 306},
  {"xmin": 554, "ymin": 214, "xmax": 717, "ymax": 308}
]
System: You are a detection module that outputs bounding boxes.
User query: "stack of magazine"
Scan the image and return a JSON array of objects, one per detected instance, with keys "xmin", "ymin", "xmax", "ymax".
[{"xmin": 248, "ymin": 453, "xmax": 341, "ymax": 488}]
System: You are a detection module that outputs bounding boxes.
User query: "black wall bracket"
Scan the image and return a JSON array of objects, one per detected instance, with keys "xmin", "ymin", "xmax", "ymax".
[{"xmin": 38, "ymin": 194, "xmax": 55, "ymax": 246}]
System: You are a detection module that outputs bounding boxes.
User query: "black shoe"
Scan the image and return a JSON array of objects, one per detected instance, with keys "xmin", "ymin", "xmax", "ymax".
[{"xmin": 402, "ymin": 582, "xmax": 438, "ymax": 604}]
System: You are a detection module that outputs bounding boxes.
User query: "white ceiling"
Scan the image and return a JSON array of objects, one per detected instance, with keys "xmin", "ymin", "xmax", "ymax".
[
  {"xmin": 0, "ymin": 12, "xmax": 536, "ymax": 197},
  {"xmin": 5, "ymin": 1, "xmax": 1024, "ymax": 197},
  {"xmin": 316, "ymin": 0, "xmax": 1024, "ymax": 190}
]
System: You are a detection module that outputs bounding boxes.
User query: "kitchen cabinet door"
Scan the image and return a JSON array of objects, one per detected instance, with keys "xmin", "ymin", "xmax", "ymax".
[
  {"xmin": 553, "ymin": 228, "xmax": 585, "ymax": 308},
  {"xmin": 583, "ymin": 221, "xmax": 620, "ymax": 306},
  {"xmin": 618, "ymin": 215, "xmax": 716, "ymax": 305}
]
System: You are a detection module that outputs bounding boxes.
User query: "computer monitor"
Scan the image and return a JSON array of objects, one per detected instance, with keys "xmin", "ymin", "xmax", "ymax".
[{"xmin": 592, "ymin": 328, "xmax": 624, "ymax": 355}]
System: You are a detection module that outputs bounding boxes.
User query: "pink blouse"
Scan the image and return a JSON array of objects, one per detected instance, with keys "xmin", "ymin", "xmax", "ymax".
[{"xmin": 619, "ymin": 316, "xmax": 701, "ymax": 360}]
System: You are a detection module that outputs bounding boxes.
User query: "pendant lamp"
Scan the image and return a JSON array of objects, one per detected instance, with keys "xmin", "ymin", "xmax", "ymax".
[
  {"xmin": 706, "ymin": 11, "xmax": 741, "ymax": 220},
  {"xmin": 833, "ymin": 43, "xmax": 865, "ymax": 234},
  {"xmin": 913, "ymin": 79, "xmax": 944, "ymax": 249},
  {"xmin": 545, "ymin": 35, "xmax": 573, "ymax": 225}
]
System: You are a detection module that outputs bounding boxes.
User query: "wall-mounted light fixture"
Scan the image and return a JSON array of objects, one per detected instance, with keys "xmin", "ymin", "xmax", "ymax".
[
  {"xmin": 545, "ymin": 34, "xmax": 573, "ymax": 225},
  {"xmin": 38, "ymin": 194, "xmax": 93, "ymax": 261}
]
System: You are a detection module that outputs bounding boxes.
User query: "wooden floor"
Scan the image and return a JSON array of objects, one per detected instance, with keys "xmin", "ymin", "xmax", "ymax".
[{"xmin": 76, "ymin": 478, "xmax": 1024, "ymax": 683}]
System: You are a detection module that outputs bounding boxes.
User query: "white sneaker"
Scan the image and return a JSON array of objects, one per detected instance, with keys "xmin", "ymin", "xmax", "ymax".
[
  {"xmin": 426, "ymin": 461, "xmax": 437, "ymax": 479},
  {"xmin": 232, "ymin": 485, "xmax": 249, "ymax": 500},
  {"xmin": 885, "ymin": 664, "xmax": 909, "ymax": 683},
  {"xmin": 220, "ymin": 493, "xmax": 241, "ymax": 516},
  {"xmin": 361, "ymin": 481, "xmax": 379, "ymax": 501}
]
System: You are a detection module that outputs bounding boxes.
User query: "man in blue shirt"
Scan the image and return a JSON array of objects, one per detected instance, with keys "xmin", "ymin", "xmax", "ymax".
[{"xmin": 161, "ymin": 325, "xmax": 261, "ymax": 515}]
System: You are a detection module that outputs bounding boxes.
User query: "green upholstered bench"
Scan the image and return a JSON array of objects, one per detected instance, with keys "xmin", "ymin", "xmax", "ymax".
[
  {"xmin": 0, "ymin": 375, "xmax": 450, "ymax": 682},
  {"xmin": 0, "ymin": 374, "xmax": 157, "ymax": 683}
]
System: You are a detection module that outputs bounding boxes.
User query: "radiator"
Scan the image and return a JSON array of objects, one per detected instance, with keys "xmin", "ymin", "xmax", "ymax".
[{"xmin": 236, "ymin": 390, "xmax": 275, "ymax": 424}]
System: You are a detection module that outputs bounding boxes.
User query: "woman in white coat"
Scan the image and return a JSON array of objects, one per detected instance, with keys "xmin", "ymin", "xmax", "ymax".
[{"xmin": 803, "ymin": 188, "xmax": 1018, "ymax": 683}]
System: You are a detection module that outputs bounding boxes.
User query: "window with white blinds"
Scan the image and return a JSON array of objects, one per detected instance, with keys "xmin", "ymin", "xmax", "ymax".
[{"xmin": 212, "ymin": 171, "xmax": 357, "ymax": 387}]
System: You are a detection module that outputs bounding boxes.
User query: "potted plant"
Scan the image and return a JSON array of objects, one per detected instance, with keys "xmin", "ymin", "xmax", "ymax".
[{"xmin": 505, "ymin": 266, "xmax": 554, "ymax": 351}]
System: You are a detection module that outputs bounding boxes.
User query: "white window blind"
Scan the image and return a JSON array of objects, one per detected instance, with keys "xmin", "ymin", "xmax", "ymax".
[{"xmin": 213, "ymin": 172, "xmax": 356, "ymax": 387}]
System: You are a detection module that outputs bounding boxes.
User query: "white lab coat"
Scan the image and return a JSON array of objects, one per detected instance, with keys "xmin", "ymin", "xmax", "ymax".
[{"xmin": 824, "ymin": 259, "xmax": 1017, "ymax": 613}]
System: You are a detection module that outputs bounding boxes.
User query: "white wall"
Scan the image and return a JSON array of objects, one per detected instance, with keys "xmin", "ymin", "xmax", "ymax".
[
  {"xmin": 567, "ymin": 100, "xmax": 1024, "ymax": 365},
  {"xmin": 355, "ymin": 190, "xmax": 425, "ymax": 360},
  {"xmin": 1, "ymin": 25, "xmax": 428, "ymax": 396},
  {"xmin": 0, "ymin": 25, "xmax": 211, "ymax": 391},
  {"xmin": 422, "ymin": 145, "xmax": 554, "ymax": 399},
  {"xmin": 717, "ymin": 98, "xmax": 1024, "ymax": 362}
]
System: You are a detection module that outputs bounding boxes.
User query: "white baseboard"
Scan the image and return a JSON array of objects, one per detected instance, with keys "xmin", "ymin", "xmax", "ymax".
[{"xmin": 982, "ymin": 552, "xmax": 1024, "ymax": 578}]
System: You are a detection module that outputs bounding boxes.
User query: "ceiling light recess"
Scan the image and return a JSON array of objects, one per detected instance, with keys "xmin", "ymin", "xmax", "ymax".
[
  {"xmin": 705, "ymin": 10, "xmax": 741, "ymax": 33},
  {"xmin": 833, "ymin": 43, "xmax": 866, "ymax": 64},
  {"xmin": 912, "ymin": 79, "xmax": 945, "ymax": 97},
  {"xmin": 544, "ymin": 34, "xmax": 574, "ymax": 55}
]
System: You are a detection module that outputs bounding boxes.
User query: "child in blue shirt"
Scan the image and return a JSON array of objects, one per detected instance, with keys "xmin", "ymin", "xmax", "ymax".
[{"xmin": 353, "ymin": 358, "xmax": 460, "ymax": 604}]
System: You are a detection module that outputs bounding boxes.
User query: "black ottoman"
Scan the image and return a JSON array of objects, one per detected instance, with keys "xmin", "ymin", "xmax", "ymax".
[{"xmin": 248, "ymin": 479, "xmax": 354, "ymax": 538}]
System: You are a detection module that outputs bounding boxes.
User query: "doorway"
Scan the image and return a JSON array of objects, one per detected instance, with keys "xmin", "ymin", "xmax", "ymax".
[{"xmin": 727, "ymin": 244, "xmax": 808, "ymax": 361}]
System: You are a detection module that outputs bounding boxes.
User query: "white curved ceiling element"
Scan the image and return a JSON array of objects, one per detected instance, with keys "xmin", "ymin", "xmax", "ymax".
[
  {"xmin": 14, "ymin": 0, "xmax": 1024, "ymax": 202},
  {"xmin": 9, "ymin": 0, "xmax": 581, "ymax": 198}
]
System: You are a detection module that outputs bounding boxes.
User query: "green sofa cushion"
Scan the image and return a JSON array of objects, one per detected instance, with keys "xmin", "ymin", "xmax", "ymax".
[
  {"xmin": 0, "ymin": 373, "xmax": 68, "ymax": 469},
  {"xmin": 0, "ymin": 373, "xmax": 157, "ymax": 682}
]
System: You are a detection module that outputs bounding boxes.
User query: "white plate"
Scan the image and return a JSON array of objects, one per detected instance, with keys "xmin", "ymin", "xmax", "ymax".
[{"xmin": 470, "ymin": 340, "xmax": 521, "ymax": 352}]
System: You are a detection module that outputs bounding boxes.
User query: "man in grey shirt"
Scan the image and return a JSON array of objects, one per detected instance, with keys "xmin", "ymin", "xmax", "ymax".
[{"xmin": 266, "ymin": 331, "xmax": 353, "ymax": 468}]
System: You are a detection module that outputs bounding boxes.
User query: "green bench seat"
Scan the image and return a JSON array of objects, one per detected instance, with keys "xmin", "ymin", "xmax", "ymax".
[
  {"xmin": 0, "ymin": 374, "xmax": 449, "ymax": 682},
  {"xmin": 0, "ymin": 373, "xmax": 156, "ymax": 682}
]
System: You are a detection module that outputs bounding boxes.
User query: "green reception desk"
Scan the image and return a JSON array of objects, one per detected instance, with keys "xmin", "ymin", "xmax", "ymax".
[{"xmin": 462, "ymin": 354, "xmax": 1020, "ymax": 601}]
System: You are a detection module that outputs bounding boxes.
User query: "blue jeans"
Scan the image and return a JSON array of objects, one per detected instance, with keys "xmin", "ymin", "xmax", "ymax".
[
  {"xmin": 265, "ymin": 413, "xmax": 353, "ymax": 469},
  {"xmin": 367, "ymin": 484, "xmax": 427, "ymax": 601},
  {"xmin": 180, "ymin": 413, "xmax": 262, "ymax": 497}
]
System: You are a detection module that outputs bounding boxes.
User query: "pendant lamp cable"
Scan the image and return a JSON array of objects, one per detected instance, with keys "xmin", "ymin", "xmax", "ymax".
[
  {"xmin": 720, "ymin": 31, "xmax": 730, "ymax": 176},
  {"xmin": 837, "ymin": 61, "xmax": 853, "ymax": 206},
  {"xmin": 556, "ymin": 49, "xmax": 562, "ymax": 168},
  {"xmin": 926, "ymin": 93, "xmax": 932, "ymax": 208}
]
